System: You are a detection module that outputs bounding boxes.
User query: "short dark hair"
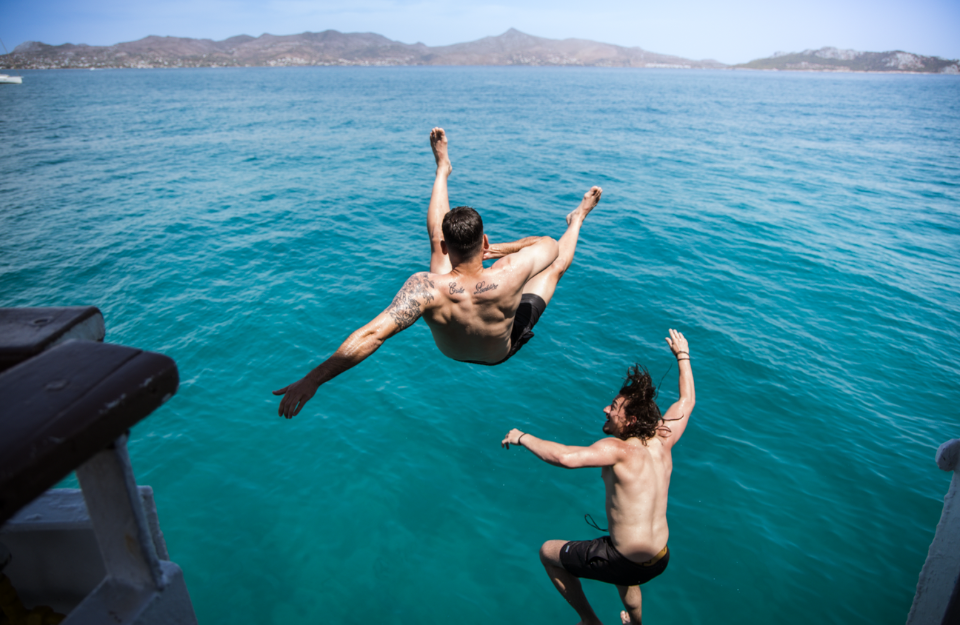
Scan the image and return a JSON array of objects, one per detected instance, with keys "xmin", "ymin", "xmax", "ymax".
[
  {"xmin": 617, "ymin": 364, "xmax": 662, "ymax": 443},
  {"xmin": 442, "ymin": 206, "xmax": 484, "ymax": 257}
]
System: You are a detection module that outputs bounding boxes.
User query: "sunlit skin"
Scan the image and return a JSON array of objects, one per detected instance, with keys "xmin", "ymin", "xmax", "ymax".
[
  {"xmin": 274, "ymin": 127, "xmax": 602, "ymax": 418},
  {"xmin": 502, "ymin": 329, "xmax": 695, "ymax": 625}
]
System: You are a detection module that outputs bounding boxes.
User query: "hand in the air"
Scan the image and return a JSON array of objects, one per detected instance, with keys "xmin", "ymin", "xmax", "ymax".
[
  {"xmin": 665, "ymin": 328, "xmax": 689, "ymax": 358},
  {"xmin": 501, "ymin": 428, "xmax": 526, "ymax": 449},
  {"xmin": 273, "ymin": 377, "xmax": 319, "ymax": 419}
]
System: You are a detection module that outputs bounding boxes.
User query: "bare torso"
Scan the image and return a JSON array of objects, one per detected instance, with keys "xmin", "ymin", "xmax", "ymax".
[
  {"xmin": 500, "ymin": 330, "xmax": 693, "ymax": 625},
  {"xmin": 418, "ymin": 261, "xmax": 531, "ymax": 363},
  {"xmin": 603, "ymin": 435, "xmax": 673, "ymax": 563},
  {"xmin": 272, "ymin": 126, "xmax": 598, "ymax": 419}
]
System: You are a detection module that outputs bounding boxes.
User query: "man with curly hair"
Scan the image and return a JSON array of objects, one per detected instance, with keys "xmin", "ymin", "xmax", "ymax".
[{"xmin": 501, "ymin": 329, "xmax": 695, "ymax": 625}]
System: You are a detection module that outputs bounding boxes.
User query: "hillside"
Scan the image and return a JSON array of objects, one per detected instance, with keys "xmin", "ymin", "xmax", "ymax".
[
  {"xmin": 1, "ymin": 29, "xmax": 725, "ymax": 69},
  {"xmin": 736, "ymin": 47, "xmax": 959, "ymax": 73}
]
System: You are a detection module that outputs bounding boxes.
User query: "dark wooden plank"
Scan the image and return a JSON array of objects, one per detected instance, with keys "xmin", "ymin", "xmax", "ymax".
[
  {"xmin": 0, "ymin": 340, "xmax": 179, "ymax": 525},
  {"xmin": 0, "ymin": 307, "xmax": 104, "ymax": 372}
]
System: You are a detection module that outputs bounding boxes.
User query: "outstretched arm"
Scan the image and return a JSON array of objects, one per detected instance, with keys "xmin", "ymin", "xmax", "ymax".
[
  {"xmin": 658, "ymin": 328, "xmax": 696, "ymax": 447},
  {"xmin": 273, "ymin": 273, "xmax": 437, "ymax": 418},
  {"xmin": 501, "ymin": 429, "xmax": 624, "ymax": 468}
]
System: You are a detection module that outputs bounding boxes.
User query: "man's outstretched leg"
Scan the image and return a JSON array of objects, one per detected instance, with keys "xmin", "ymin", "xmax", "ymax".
[
  {"xmin": 617, "ymin": 585, "xmax": 643, "ymax": 624},
  {"xmin": 540, "ymin": 540, "xmax": 604, "ymax": 625},
  {"xmin": 523, "ymin": 186, "xmax": 602, "ymax": 305},
  {"xmin": 428, "ymin": 127, "xmax": 453, "ymax": 274}
]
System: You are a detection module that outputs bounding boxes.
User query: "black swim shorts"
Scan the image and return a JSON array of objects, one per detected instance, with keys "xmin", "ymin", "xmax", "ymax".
[
  {"xmin": 461, "ymin": 293, "xmax": 546, "ymax": 366},
  {"xmin": 559, "ymin": 536, "xmax": 669, "ymax": 587}
]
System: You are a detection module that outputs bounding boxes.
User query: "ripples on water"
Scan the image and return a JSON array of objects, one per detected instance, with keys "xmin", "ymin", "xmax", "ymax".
[{"xmin": 2, "ymin": 67, "xmax": 958, "ymax": 624}]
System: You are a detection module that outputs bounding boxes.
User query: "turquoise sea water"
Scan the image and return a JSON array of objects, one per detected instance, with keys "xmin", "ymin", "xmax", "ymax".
[{"xmin": 2, "ymin": 67, "xmax": 959, "ymax": 624}]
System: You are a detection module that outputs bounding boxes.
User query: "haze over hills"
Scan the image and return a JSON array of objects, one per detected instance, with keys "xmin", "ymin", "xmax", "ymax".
[
  {"xmin": 1, "ymin": 29, "xmax": 725, "ymax": 69},
  {"xmin": 2, "ymin": 29, "xmax": 958, "ymax": 73}
]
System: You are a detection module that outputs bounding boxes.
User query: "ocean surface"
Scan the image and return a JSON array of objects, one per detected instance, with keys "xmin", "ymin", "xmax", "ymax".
[{"xmin": 2, "ymin": 67, "xmax": 959, "ymax": 624}]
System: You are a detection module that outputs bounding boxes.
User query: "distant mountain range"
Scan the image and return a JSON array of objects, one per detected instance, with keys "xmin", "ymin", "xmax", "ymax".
[
  {"xmin": 2, "ymin": 29, "xmax": 723, "ymax": 69},
  {"xmin": 736, "ymin": 47, "xmax": 959, "ymax": 73},
  {"xmin": 3, "ymin": 30, "xmax": 958, "ymax": 74}
]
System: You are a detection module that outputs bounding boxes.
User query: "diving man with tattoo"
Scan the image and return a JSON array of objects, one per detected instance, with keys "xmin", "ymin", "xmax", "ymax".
[
  {"xmin": 274, "ymin": 127, "xmax": 602, "ymax": 418},
  {"xmin": 501, "ymin": 329, "xmax": 695, "ymax": 625}
]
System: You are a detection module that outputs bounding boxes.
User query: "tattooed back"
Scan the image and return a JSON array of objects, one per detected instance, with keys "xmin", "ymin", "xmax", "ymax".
[{"xmin": 385, "ymin": 261, "xmax": 531, "ymax": 364}]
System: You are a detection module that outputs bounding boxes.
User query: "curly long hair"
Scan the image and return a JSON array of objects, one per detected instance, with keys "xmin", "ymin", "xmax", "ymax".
[{"xmin": 616, "ymin": 364, "xmax": 662, "ymax": 443}]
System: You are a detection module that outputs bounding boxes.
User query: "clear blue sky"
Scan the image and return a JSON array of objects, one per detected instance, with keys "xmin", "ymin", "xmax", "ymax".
[{"xmin": 1, "ymin": 0, "xmax": 958, "ymax": 65}]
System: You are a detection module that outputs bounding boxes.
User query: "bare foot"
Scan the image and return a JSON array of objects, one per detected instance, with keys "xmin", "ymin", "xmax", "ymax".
[
  {"xmin": 567, "ymin": 186, "xmax": 602, "ymax": 225},
  {"xmin": 620, "ymin": 611, "xmax": 631, "ymax": 624},
  {"xmin": 430, "ymin": 127, "xmax": 452, "ymax": 177}
]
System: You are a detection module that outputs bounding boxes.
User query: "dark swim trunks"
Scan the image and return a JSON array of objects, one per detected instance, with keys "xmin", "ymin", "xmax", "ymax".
[
  {"xmin": 560, "ymin": 536, "xmax": 669, "ymax": 587},
  {"xmin": 459, "ymin": 293, "xmax": 547, "ymax": 366}
]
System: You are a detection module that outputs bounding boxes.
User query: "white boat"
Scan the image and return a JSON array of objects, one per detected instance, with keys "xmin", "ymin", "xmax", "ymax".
[{"xmin": 0, "ymin": 74, "xmax": 21, "ymax": 84}]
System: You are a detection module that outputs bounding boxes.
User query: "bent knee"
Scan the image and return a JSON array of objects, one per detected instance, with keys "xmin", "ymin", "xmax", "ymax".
[
  {"xmin": 540, "ymin": 540, "xmax": 566, "ymax": 566},
  {"xmin": 548, "ymin": 257, "xmax": 569, "ymax": 278},
  {"xmin": 539, "ymin": 543, "xmax": 551, "ymax": 564}
]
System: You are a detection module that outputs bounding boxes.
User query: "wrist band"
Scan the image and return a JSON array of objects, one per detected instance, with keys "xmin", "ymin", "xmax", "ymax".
[
  {"xmin": 676, "ymin": 351, "xmax": 689, "ymax": 356},
  {"xmin": 518, "ymin": 433, "xmax": 528, "ymax": 445},
  {"xmin": 678, "ymin": 357, "xmax": 690, "ymax": 362}
]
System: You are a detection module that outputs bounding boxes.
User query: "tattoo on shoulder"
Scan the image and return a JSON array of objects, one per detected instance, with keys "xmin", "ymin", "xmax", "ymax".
[
  {"xmin": 388, "ymin": 273, "xmax": 436, "ymax": 329},
  {"xmin": 474, "ymin": 281, "xmax": 499, "ymax": 294},
  {"xmin": 449, "ymin": 281, "xmax": 465, "ymax": 295}
]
